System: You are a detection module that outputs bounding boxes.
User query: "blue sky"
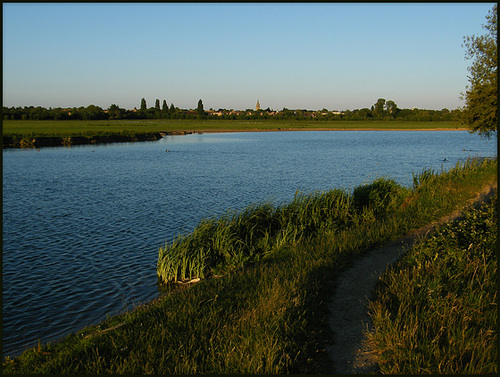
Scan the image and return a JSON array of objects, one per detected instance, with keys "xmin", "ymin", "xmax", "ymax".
[{"xmin": 2, "ymin": 2, "xmax": 495, "ymax": 111}]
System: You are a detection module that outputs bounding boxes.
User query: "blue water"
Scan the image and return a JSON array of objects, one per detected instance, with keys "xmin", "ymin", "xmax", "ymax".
[{"xmin": 2, "ymin": 131, "xmax": 496, "ymax": 357}]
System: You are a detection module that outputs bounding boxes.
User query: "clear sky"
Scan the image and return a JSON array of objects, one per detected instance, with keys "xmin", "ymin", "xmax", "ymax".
[{"xmin": 2, "ymin": 2, "xmax": 495, "ymax": 111}]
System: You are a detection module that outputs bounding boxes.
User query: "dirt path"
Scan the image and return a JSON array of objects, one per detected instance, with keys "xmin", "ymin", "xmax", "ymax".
[{"xmin": 326, "ymin": 181, "xmax": 497, "ymax": 374}]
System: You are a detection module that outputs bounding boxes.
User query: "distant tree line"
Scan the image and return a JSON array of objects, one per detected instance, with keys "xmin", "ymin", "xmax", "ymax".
[
  {"xmin": 2, "ymin": 98, "xmax": 460, "ymax": 122},
  {"xmin": 2, "ymin": 98, "xmax": 181, "ymax": 121}
]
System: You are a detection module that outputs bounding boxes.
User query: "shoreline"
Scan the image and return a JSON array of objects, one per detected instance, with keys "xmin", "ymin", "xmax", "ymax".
[
  {"xmin": 197, "ymin": 127, "xmax": 468, "ymax": 133},
  {"xmin": 3, "ymin": 127, "xmax": 469, "ymax": 149}
]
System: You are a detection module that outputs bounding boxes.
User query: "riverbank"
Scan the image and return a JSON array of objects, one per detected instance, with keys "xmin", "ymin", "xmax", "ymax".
[
  {"xmin": 2, "ymin": 131, "xmax": 194, "ymax": 149},
  {"xmin": 3, "ymin": 157, "xmax": 496, "ymax": 374},
  {"xmin": 328, "ymin": 181, "xmax": 497, "ymax": 374},
  {"xmin": 2, "ymin": 119, "xmax": 467, "ymax": 148},
  {"xmin": 367, "ymin": 185, "xmax": 497, "ymax": 374}
]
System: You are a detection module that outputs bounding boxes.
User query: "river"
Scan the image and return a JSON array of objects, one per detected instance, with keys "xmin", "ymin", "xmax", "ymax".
[{"xmin": 2, "ymin": 130, "xmax": 496, "ymax": 358}]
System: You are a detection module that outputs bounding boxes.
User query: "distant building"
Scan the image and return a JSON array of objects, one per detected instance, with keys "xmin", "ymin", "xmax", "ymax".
[{"xmin": 256, "ymin": 100, "xmax": 261, "ymax": 111}]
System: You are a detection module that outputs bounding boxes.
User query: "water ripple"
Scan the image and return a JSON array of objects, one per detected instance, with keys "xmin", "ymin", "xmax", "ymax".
[{"xmin": 2, "ymin": 131, "xmax": 496, "ymax": 358}]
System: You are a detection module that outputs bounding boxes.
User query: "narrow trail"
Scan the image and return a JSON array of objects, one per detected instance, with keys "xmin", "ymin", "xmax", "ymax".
[{"xmin": 326, "ymin": 181, "xmax": 497, "ymax": 374}]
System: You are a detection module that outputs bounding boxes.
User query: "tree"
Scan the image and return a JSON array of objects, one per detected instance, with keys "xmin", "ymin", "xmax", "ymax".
[
  {"xmin": 69, "ymin": 107, "xmax": 82, "ymax": 120},
  {"xmin": 358, "ymin": 108, "xmax": 373, "ymax": 120},
  {"xmin": 82, "ymin": 105, "xmax": 106, "ymax": 120},
  {"xmin": 140, "ymin": 98, "xmax": 148, "ymax": 119},
  {"xmin": 154, "ymin": 99, "xmax": 161, "ymax": 118},
  {"xmin": 459, "ymin": 5, "xmax": 497, "ymax": 138},
  {"xmin": 162, "ymin": 100, "xmax": 169, "ymax": 118},
  {"xmin": 373, "ymin": 98, "xmax": 386, "ymax": 119},
  {"xmin": 197, "ymin": 99, "xmax": 205, "ymax": 117},
  {"xmin": 108, "ymin": 104, "xmax": 123, "ymax": 119},
  {"xmin": 53, "ymin": 108, "xmax": 69, "ymax": 121},
  {"xmin": 385, "ymin": 100, "xmax": 398, "ymax": 116}
]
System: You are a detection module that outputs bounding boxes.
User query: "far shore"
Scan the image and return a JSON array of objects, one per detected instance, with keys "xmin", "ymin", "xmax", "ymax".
[
  {"xmin": 2, "ymin": 120, "xmax": 469, "ymax": 148},
  {"xmin": 196, "ymin": 127, "xmax": 468, "ymax": 133}
]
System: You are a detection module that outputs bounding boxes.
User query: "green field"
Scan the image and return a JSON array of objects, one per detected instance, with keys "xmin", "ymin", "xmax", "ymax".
[{"xmin": 2, "ymin": 119, "xmax": 466, "ymax": 137}]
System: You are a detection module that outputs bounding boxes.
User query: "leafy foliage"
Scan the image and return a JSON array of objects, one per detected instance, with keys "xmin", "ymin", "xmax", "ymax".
[{"xmin": 459, "ymin": 5, "xmax": 497, "ymax": 138}]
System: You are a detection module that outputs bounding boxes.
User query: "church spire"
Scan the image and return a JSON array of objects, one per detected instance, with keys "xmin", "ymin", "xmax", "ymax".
[{"xmin": 256, "ymin": 99, "xmax": 261, "ymax": 111}]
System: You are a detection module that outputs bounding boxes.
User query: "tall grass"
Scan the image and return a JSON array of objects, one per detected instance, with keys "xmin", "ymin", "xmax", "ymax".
[
  {"xmin": 367, "ymin": 191, "xmax": 497, "ymax": 374},
  {"xmin": 157, "ymin": 188, "xmax": 371, "ymax": 284},
  {"xmin": 3, "ymin": 157, "xmax": 496, "ymax": 374}
]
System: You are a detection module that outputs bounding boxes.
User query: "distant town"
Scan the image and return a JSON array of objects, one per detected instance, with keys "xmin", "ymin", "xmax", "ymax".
[{"xmin": 3, "ymin": 98, "xmax": 460, "ymax": 122}]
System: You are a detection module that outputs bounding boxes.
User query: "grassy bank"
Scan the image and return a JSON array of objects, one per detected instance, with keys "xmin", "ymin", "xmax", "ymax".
[
  {"xmin": 367, "ymin": 190, "xmax": 497, "ymax": 374},
  {"xmin": 2, "ymin": 119, "xmax": 466, "ymax": 148},
  {"xmin": 3, "ymin": 158, "xmax": 496, "ymax": 374}
]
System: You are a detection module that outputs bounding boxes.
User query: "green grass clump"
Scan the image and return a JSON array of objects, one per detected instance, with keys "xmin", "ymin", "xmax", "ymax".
[
  {"xmin": 367, "ymin": 192, "xmax": 497, "ymax": 374},
  {"xmin": 157, "ymin": 189, "xmax": 364, "ymax": 283},
  {"xmin": 352, "ymin": 177, "xmax": 407, "ymax": 218},
  {"xmin": 3, "ymin": 157, "xmax": 496, "ymax": 374}
]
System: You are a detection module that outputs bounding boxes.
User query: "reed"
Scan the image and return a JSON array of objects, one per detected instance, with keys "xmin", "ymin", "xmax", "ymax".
[{"xmin": 157, "ymin": 190, "xmax": 359, "ymax": 284}]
